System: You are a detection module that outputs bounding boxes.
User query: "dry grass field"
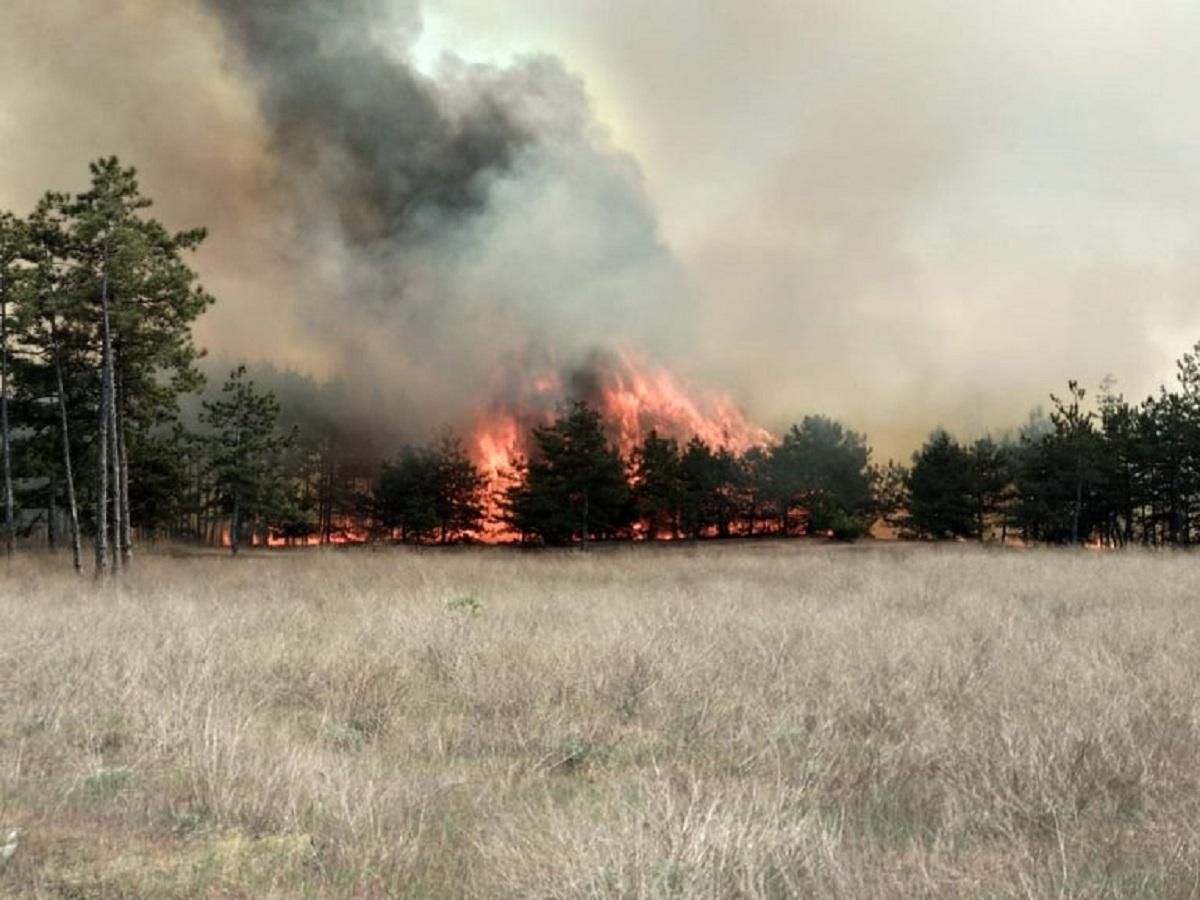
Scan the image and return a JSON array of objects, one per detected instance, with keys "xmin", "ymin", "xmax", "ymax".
[{"xmin": 1, "ymin": 543, "xmax": 1200, "ymax": 898}]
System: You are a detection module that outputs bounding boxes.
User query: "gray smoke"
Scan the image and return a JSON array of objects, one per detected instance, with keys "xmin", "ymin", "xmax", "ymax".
[
  {"xmin": 202, "ymin": 0, "xmax": 525, "ymax": 245},
  {"xmin": 13, "ymin": 2, "xmax": 1197, "ymax": 459},
  {"xmin": 195, "ymin": 0, "xmax": 690, "ymax": 439}
]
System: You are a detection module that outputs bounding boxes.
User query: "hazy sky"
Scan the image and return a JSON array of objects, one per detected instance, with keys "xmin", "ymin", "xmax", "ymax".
[{"xmin": 2, "ymin": 1, "xmax": 1199, "ymax": 458}]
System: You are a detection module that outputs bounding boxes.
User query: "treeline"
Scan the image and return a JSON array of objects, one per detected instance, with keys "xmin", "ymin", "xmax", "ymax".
[
  {"xmin": 0, "ymin": 158, "xmax": 882, "ymax": 561},
  {"xmin": 889, "ymin": 368, "xmax": 1200, "ymax": 547},
  {"xmin": 305, "ymin": 405, "xmax": 875, "ymax": 546},
  {"xmin": 5, "ymin": 159, "xmax": 1200, "ymax": 564},
  {"xmin": 317, "ymin": 363, "xmax": 1200, "ymax": 549},
  {"xmin": 195, "ymin": 347, "xmax": 1200, "ymax": 552},
  {"xmin": 495, "ymin": 404, "xmax": 872, "ymax": 544},
  {"xmin": 0, "ymin": 159, "xmax": 298, "ymax": 570}
]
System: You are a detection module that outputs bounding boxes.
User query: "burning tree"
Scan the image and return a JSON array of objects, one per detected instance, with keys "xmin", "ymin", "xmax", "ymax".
[{"xmin": 630, "ymin": 429, "xmax": 684, "ymax": 539}]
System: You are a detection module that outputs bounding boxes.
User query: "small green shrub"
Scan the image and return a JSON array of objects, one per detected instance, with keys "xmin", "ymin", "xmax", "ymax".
[
  {"xmin": 323, "ymin": 723, "xmax": 367, "ymax": 752},
  {"xmin": 829, "ymin": 511, "xmax": 870, "ymax": 542},
  {"xmin": 543, "ymin": 739, "xmax": 607, "ymax": 775},
  {"xmin": 82, "ymin": 766, "xmax": 134, "ymax": 799},
  {"xmin": 446, "ymin": 594, "xmax": 483, "ymax": 617}
]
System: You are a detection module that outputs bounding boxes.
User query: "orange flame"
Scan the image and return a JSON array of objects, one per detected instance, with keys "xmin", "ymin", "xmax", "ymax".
[
  {"xmin": 599, "ymin": 349, "xmax": 772, "ymax": 457},
  {"xmin": 468, "ymin": 350, "xmax": 771, "ymax": 542},
  {"xmin": 471, "ymin": 410, "xmax": 526, "ymax": 541}
]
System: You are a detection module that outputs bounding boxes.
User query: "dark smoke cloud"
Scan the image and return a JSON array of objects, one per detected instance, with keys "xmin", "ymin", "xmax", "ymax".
[
  {"xmin": 0, "ymin": 0, "xmax": 691, "ymax": 451},
  {"xmin": 192, "ymin": 0, "xmax": 693, "ymax": 440},
  {"xmin": 8, "ymin": 2, "xmax": 1198, "ymax": 459},
  {"xmin": 202, "ymin": 0, "xmax": 527, "ymax": 245}
]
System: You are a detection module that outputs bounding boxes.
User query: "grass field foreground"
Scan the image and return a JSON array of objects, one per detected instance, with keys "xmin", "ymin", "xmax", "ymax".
[{"xmin": 1, "ymin": 543, "xmax": 1199, "ymax": 898}]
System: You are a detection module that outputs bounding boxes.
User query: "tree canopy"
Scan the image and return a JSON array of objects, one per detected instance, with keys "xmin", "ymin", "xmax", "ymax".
[{"xmin": 7, "ymin": 158, "xmax": 1200, "ymax": 561}]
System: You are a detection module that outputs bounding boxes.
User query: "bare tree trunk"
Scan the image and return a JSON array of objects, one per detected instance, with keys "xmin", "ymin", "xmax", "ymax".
[
  {"xmin": 0, "ymin": 287, "xmax": 14, "ymax": 556},
  {"xmin": 108, "ymin": 365, "xmax": 121, "ymax": 573},
  {"xmin": 116, "ymin": 371, "xmax": 132, "ymax": 565},
  {"xmin": 52, "ymin": 326, "xmax": 82, "ymax": 574},
  {"xmin": 194, "ymin": 461, "xmax": 203, "ymax": 542},
  {"xmin": 229, "ymin": 422, "xmax": 242, "ymax": 556},
  {"xmin": 48, "ymin": 471, "xmax": 57, "ymax": 550},
  {"xmin": 95, "ymin": 263, "xmax": 112, "ymax": 577}
]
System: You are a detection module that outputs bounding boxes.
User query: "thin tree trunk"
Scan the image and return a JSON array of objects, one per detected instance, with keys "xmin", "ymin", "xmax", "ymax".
[
  {"xmin": 229, "ymin": 422, "xmax": 242, "ymax": 556},
  {"xmin": 52, "ymin": 326, "xmax": 82, "ymax": 574},
  {"xmin": 108, "ymin": 365, "xmax": 121, "ymax": 573},
  {"xmin": 116, "ymin": 371, "xmax": 131, "ymax": 565},
  {"xmin": 194, "ymin": 462, "xmax": 203, "ymax": 542},
  {"xmin": 95, "ymin": 256, "xmax": 112, "ymax": 577},
  {"xmin": 48, "ymin": 471, "xmax": 57, "ymax": 550},
  {"xmin": 0, "ymin": 287, "xmax": 14, "ymax": 556}
]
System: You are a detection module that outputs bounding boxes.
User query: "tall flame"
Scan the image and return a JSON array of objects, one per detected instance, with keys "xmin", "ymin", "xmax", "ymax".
[
  {"xmin": 469, "ymin": 349, "xmax": 771, "ymax": 540},
  {"xmin": 599, "ymin": 349, "xmax": 772, "ymax": 457}
]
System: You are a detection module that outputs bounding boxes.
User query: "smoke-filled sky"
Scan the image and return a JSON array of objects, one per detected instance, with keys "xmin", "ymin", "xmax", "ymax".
[{"xmin": 3, "ymin": 0, "xmax": 1199, "ymax": 459}]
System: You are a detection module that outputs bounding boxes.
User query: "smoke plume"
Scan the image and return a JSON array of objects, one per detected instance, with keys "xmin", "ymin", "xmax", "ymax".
[
  {"xmin": 196, "ymin": 0, "xmax": 691, "ymax": 443},
  {"xmin": 202, "ymin": 0, "xmax": 524, "ymax": 245},
  {"xmin": 5, "ymin": 1, "xmax": 1200, "ymax": 458}
]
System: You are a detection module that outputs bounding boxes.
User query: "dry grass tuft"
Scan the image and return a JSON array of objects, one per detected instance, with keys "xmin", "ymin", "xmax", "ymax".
[{"xmin": 2, "ymin": 543, "xmax": 1200, "ymax": 897}]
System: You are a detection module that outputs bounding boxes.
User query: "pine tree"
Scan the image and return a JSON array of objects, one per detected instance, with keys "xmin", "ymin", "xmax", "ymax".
[
  {"xmin": 505, "ymin": 402, "xmax": 631, "ymax": 546},
  {"xmin": 15, "ymin": 197, "xmax": 88, "ymax": 569},
  {"xmin": 968, "ymin": 436, "xmax": 1009, "ymax": 541},
  {"xmin": 630, "ymin": 429, "xmax": 683, "ymax": 539},
  {"xmin": 766, "ymin": 416, "xmax": 873, "ymax": 535},
  {"xmin": 374, "ymin": 447, "xmax": 439, "ymax": 543},
  {"xmin": 430, "ymin": 435, "xmax": 486, "ymax": 543},
  {"xmin": 372, "ymin": 436, "xmax": 486, "ymax": 545},
  {"xmin": 0, "ymin": 213, "xmax": 22, "ymax": 556},
  {"xmin": 907, "ymin": 430, "xmax": 976, "ymax": 539},
  {"xmin": 67, "ymin": 158, "xmax": 213, "ymax": 571},
  {"xmin": 1095, "ymin": 381, "xmax": 1141, "ymax": 547},
  {"xmin": 200, "ymin": 367, "xmax": 293, "ymax": 555},
  {"xmin": 1048, "ymin": 382, "xmax": 1101, "ymax": 545},
  {"xmin": 679, "ymin": 437, "xmax": 719, "ymax": 539},
  {"xmin": 869, "ymin": 460, "xmax": 911, "ymax": 534},
  {"xmin": 738, "ymin": 445, "xmax": 774, "ymax": 536}
]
